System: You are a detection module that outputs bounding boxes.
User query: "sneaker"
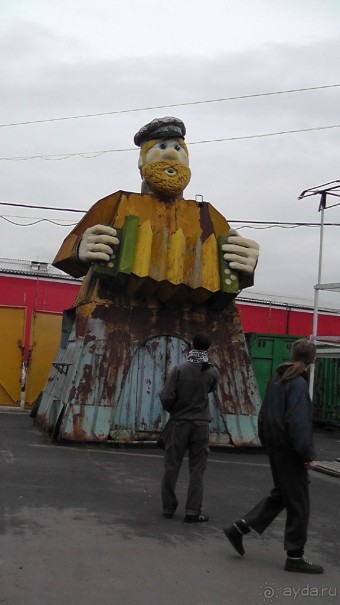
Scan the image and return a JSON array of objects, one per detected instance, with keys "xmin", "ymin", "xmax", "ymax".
[
  {"xmin": 284, "ymin": 555, "xmax": 324, "ymax": 574},
  {"xmin": 184, "ymin": 513, "xmax": 209, "ymax": 523},
  {"xmin": 223, "ymin": 524, "xmax": 245, "ymax": 556}
]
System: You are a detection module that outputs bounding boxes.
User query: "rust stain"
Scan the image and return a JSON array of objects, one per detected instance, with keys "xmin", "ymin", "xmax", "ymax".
[
  {"xmin": 199, "ymin": 202, "xmax": 215, "ymax": 243},
  {"xmin": 153, "ymin": 413, "xmax": 162, "ymax": 430},
  {"xmin": 37, "ymin": 288, "xmax": 258, "ymax": 442}
]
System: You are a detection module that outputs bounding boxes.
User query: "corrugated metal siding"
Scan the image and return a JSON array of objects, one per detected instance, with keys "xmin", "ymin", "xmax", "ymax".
[
  {"xmin": 112, "ymin": 336, "xmax": 187, "ymax": 436},
  {"xmin": 246, "ymin": 332, "xmax": 340, "ymax": 426},
  {"xmin": 314, "ymin": 357, "xmax": 340, "ymax": 425},
  {"xmin": 35, "ymin": 300, "xmax": 262, "ymax": 447},
  {"xmin": 245, "ymin": 333, "xmax": 299, "ymax": 399}
]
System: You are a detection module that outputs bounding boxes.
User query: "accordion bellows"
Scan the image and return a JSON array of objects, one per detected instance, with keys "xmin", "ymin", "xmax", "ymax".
[{"xmin": 54, "ymin": 191, "xmax": 239, "ymax": 305}]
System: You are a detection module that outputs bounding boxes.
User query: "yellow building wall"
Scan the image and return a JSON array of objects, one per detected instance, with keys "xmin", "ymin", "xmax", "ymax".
[
  {"xmin": 25, "ymin": 311, "xmax": 63, "ymax": 407},
  {"xmin": 0, "ymin": 307, "xmax": 25, "ymax": 406}
]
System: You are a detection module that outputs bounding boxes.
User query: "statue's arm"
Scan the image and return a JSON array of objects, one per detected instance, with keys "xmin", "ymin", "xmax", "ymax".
[{"xmin": 53, "ymin": 191, "xmax": 122, "ymax": 277}]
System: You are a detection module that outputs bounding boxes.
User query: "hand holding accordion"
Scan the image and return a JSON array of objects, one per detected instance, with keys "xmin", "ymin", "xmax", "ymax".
[{"xmin": 90, "ymin": 215, "xmax": 255, "ymax": 304}]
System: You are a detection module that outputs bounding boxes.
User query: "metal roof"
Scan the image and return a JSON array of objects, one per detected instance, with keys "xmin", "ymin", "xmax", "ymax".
[
  {"xmin": 0, "ymin": 257, "xmax": 339, "ymax": 312},
  {"xmin": 0, "ymin": 257, "xmax": 81, "ymax": 282},
  {"xmin": 235, "ymin": 290, "xmax": 340, "ymax": 314}
]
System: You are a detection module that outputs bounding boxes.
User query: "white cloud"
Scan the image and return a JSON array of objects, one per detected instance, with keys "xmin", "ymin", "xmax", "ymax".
[{"xmin": 0, "ymin": 0, "xmax": 339, "ymax": 308}]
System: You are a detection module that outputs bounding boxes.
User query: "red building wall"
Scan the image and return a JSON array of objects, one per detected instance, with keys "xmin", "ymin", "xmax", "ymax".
[
  {"xmin": 0, "ymin": 274, "xmax": 80, "ymax": 362},
  {"xmin": 1, "ymin": 273, "xmax": 340, "ymax": 350},
  {"xmin": 2, "ymin": 272, "xmax": 339, "ymax": 410},
  {"xmin": 237, "ymin": 301, "xmax": 340, "ymax": 338}
]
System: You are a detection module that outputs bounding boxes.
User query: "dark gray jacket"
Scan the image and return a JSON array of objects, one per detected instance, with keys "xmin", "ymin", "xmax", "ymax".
[
  {"xmin": 258, "ymin": 365, "xmax": 316, "ymax": 462},
  {"xmin": 160, "ymin": 361, "xmax": 219, "ymax": 422}
]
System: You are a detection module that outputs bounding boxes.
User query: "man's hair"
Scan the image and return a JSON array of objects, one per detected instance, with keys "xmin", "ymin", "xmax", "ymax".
[
  {"xmin": 192, "ymin": 331, "xmax": 211, "ymax": 351},
  {"xmin": 280, "ymin": 338, "xmax": 316, "ymax": 382},
  {"xmin": 291, "ymin": 339, "xmax": 316, "ymax": 365}
]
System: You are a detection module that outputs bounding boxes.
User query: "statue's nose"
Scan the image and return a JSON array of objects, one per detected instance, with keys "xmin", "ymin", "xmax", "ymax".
[{"xmin": 162, "ymin": 148, "xmax": 178, "ymax": 160}]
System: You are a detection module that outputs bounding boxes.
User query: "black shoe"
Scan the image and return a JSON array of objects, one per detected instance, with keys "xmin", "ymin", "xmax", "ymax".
[
  {"xmin": 223, "ymin": 524, "xmax": 245, "ymax": 556},
  {"xmin": 162, "ymin": 510, "xmax": 175, "ymax": 519},
  {"xmin": 284, "ymin": 555, "xmax": 324, "ymax": 574},
  {"xmin": 184, "ymin": 513, "xmax": 209, "ymax": 523}
]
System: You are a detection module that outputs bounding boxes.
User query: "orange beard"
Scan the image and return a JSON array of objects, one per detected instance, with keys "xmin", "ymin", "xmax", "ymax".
[{"xmin": 141, "ymin": 160, "xmax": 191, "ymax": 198}]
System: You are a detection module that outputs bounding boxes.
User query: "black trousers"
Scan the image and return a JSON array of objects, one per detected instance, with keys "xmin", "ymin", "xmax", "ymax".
[
  {"xmin": 243, "ymin": 451, "xmax": 310, "ymax": 552},
  {"xmin": 161, "ymin": 420, "xmax": 209, "ymax": 516}
]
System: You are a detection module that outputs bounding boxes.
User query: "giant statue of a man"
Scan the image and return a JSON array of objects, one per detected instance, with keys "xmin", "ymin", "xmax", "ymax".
[{"xmin": 35, "ymin": 117, "xmax": 261, "ymax": 446}]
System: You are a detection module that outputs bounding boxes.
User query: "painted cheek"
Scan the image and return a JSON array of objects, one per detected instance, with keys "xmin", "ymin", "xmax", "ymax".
[
  {"xmin": 180, "ymin": 153, "xmax": 189, "ymax": 166},
  {"xmin": 145, "ymin": 149, "xmax": 163, "ymax": 163}
]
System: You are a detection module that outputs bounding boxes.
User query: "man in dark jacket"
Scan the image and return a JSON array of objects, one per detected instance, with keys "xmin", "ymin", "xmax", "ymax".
[
  {"xmin": 223, "ymin": 338, "xmax": 324, "ymax": 574},
  {"xmin": 160, "ymin": 331, "xmax": 219, "ymax": 522}
]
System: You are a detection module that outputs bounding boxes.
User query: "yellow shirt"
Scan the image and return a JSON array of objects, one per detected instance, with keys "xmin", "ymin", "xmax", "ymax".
[{"xmin": 53, "ymin": 190, "xmax": 252, "ymax": 307}]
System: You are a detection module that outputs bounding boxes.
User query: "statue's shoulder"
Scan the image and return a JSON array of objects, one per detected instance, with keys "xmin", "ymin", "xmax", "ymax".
[{"xmin": 181, "ymin": 198, "xmax": 229, "ymax": 234}]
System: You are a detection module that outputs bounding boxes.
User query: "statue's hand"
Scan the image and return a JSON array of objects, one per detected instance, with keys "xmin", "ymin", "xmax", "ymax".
[
  {"xmin": 78, "ymin": 225, "xmax": 120, "ymax": 263},
  {"xmin": 222, "ymin": 229, "xmax": 259, "ymax": 274}
]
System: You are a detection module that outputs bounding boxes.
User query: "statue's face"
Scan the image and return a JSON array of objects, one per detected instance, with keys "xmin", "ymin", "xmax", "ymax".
[
  {"xmin": 140, "ymin": 137, "xmax": 191, "ymax": 198},
  {"xmin": 144, "ymin": 138, "xmax": 189, "ymax": 166}
]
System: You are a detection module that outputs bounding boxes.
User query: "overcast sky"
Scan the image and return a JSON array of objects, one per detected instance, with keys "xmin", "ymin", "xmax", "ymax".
[{"xmin": 1, "ymin": 0, "xmax": 340, "ymax": 309}]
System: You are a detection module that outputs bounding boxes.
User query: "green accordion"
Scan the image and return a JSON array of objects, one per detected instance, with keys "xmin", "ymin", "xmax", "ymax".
[
  {"xmin": 92, "ymin": 215, "xmax": 139, "ymax": 283},
  {"xmin": 217, "ymin": 235, "xmax": 239, "ymax": 294}
]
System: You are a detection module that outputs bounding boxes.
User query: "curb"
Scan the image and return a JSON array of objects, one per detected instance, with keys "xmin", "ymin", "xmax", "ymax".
[{"xmin": 314, "ymin": 461, "xmax": 340, "ymax": 478}]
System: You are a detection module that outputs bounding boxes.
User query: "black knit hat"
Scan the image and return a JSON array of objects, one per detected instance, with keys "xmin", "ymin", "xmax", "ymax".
[{"xmin": 134, "ymin": 116, "xmax": 186, "ymax": 147}]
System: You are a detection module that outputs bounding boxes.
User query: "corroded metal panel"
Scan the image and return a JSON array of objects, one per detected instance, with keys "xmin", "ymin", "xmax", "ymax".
[
  {"xmin": 35, "ymin": 310, "xmax": 78, "ymax": 432},
  {"xmin": 61, "ymin": 403, "xmax": 113, "ymax": 441},
  {"xmin": 53, "ymin": 192, "xmax": 253, "ymax": 308},
  {"xmin": 35, "ymin": 297, "xmax": 262, "ymax": 445},
  {"xmin": 110, "ymin": 336, "xmax": 188, "ymax": 439},
  {"xmin": 208, "ymin": 395, "xmax": 260, "ymax": 447}
]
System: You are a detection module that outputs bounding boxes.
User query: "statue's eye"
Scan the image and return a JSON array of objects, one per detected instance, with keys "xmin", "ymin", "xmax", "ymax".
[
  {"xmin": 160, "ymin": 143, "xmax": 167, "ymax": 150},
  {"xmin": 175, "ymin": 145, "xmax": 181, "ymax": 151}
]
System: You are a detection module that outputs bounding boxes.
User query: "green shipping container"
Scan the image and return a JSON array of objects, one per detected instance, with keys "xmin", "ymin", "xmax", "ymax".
[
  {"xmin": 245, "ymin": 333, "xmax": 300, "ymax": 400},
  {"xmin": 313, "ymin": 357, "xmax": 340, "ymax": 426},
  {"xmin": 246, "ymin": 333, "xmax": 340, "ymax": 427}
]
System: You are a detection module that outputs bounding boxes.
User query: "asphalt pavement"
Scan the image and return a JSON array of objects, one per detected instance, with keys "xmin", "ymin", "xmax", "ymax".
[{"xmin": 1, "ymin": 410, "xmax": 339, "ymax": 605}]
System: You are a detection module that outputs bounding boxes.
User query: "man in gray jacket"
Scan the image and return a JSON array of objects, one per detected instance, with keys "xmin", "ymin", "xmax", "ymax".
[{"xmin": 160, "ymin": 332, "xmax": 219, "ymax": 522}]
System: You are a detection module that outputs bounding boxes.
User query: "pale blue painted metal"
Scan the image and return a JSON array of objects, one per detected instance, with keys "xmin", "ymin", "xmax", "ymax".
[
  {"xmin": 109, "ymin": 335, "xmax": 261, "ymax": 447},
  {"xmin": 61, "ymin": 404, "xmax": 113, "ymax": 441},
  {"xmin": 35, "ymin": 302, "xmax": 262, "ymax": 447},
  {"xmin": 111, "ymin": 336, "xmax": 188, "ymax": 438}
]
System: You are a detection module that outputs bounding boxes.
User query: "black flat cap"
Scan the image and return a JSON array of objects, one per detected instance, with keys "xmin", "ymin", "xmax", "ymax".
[{"xmin": 134, "ymin": 116, "xmax": 186, "ymax": 147}]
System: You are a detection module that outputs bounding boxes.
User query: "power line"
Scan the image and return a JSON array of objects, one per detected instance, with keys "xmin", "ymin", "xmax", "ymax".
[
  {"xmin": 233, "ymin": 221, "xmax": 340, "ymax": 228},
  {"xmin": 0, "ymin": 216, "xmax": 338, "ymax": 229},
  {"xmin": 0, "ymin": 215, "xmax": 77, "ymax": 227},
  {"xmin": 1, "ymin": 83, "xmax": 339, "ymax": 129},
  {"xmin": 1, "ymin": 200, "xmax": 340, "ymax": 226},
  {"xmin": 0, "ymin": 203, "xmax": 339, "ymax": 229},
  {"xmin": 0, "ymin": 201, "xmax": 85, "ymax": 213},
  {"xmin": 1, "ymin": 122, "xmax": 340, "ymax": 162}
]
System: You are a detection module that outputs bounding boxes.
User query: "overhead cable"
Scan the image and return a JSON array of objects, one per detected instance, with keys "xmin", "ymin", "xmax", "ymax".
[
  {"xmin": 0, "ymin": 83, "xmax": 339, "ymax": 129},
  {"xmin": 1, "ymin": 122, "xmax": 340, "ymax": 162},
  {"xmin": 0, "ymin": 200, "xmax": 340, "ymax": 227}
]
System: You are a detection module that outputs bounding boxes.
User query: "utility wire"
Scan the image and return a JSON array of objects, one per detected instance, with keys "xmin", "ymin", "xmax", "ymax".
[
  {"xmin": 0, "ymin": 217, "xmax": 337, "ymax": 229},
  {"xmin": 0, "ymin": 201, "xmax": 85, "ymax": 213},
  {"xmin": 0, "ymin": 214, "xmax": 339, "ymax": 230},
  {"xmin": 0, "ymin": 83, "xmax": 339, "ymax": 129},
  {"xmin": 1, "ymin": 202, "xmax": 340, "ymax": 228},
  {"xmin": 234, "ymin": 221, "xmax": 340, "ymax": 229},
  {"xmin": 0, "ymin": 215, "xmax": 77, "ymax": 227},
  {"xmin": 1, "ymin": 122, "xmax": 340, "ymax": 162}
]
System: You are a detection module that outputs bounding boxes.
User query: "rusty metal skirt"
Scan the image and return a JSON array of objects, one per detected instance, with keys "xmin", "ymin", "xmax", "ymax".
[{"xmin": 34, "ymin": 294, "xmax": 261, "ymax": 446}]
